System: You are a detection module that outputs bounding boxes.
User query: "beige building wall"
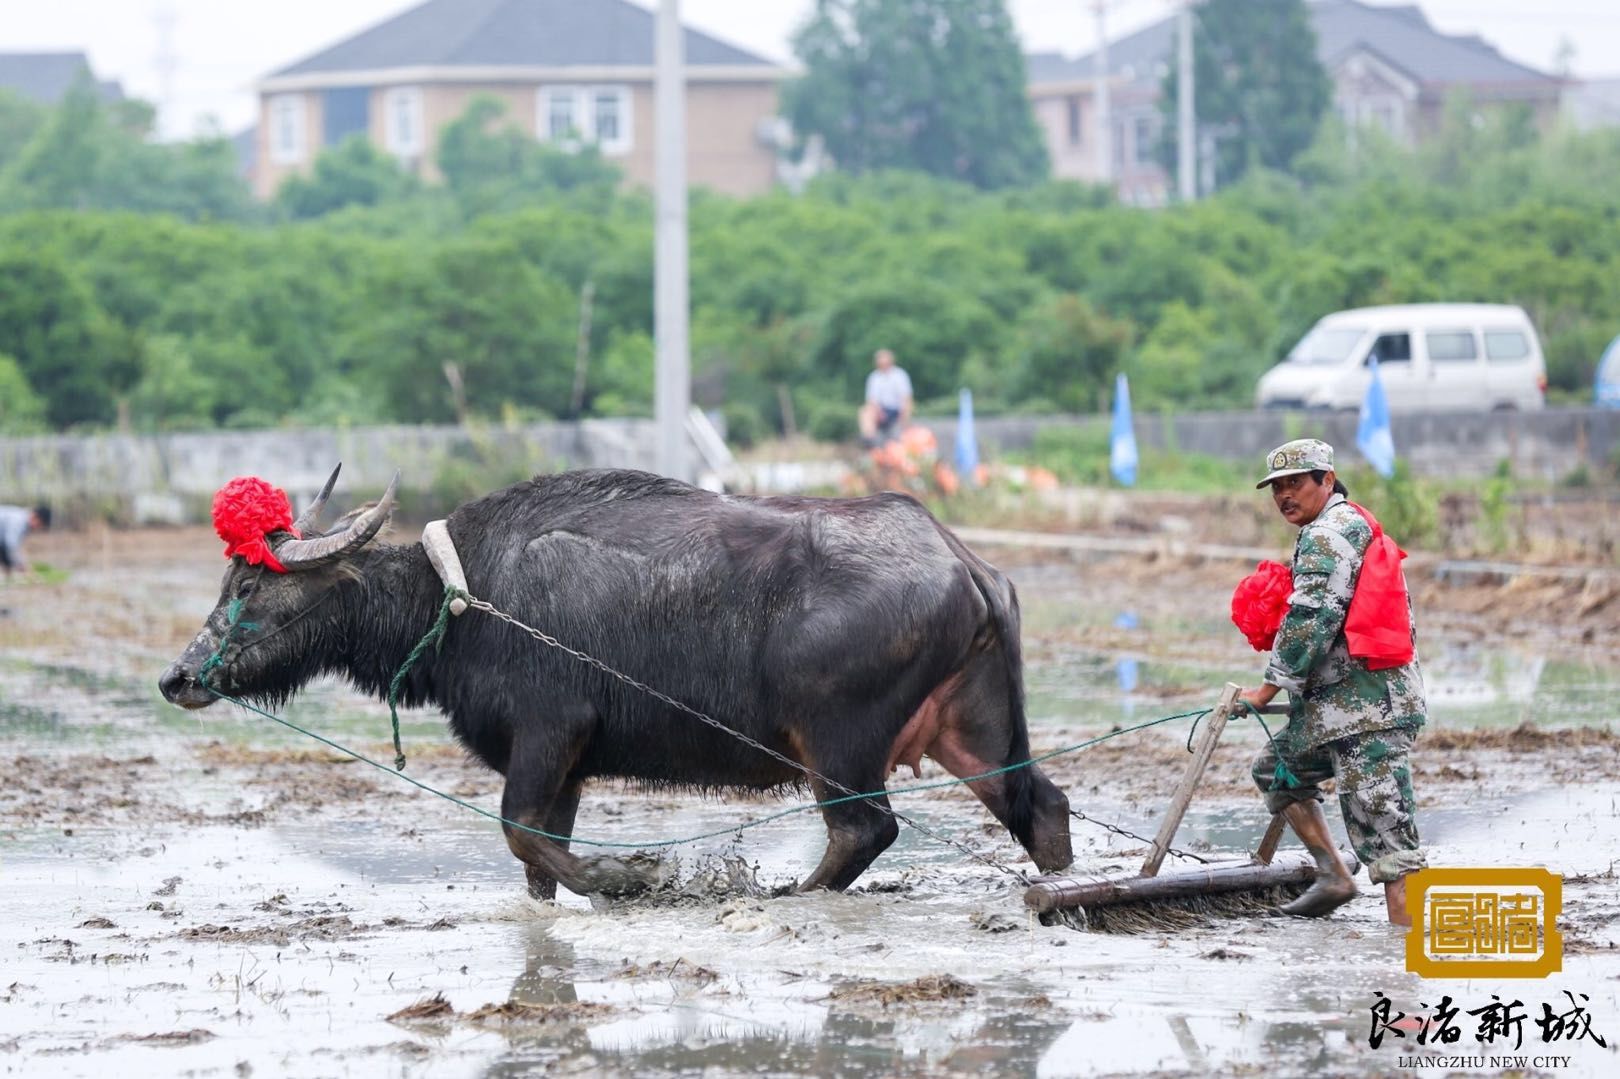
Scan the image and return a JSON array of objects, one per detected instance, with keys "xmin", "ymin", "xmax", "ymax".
[
  {"xmin": 683, "ymin": 80, "xmax": 779, "ymax": 197},
  {"xmin": 1031, "ymin": 84, "xmax": 1102, "ymax": 183},
  {"xmin": 253, "ymin": 77, "xmax": 782, "ymax": 200},
  {"xmin": 614, "ymin": 80, "xmax": 778, "ymax": 196},
  {"xmin": 254, "ymin": 91, "xmax": 323, "ymax": 198}
]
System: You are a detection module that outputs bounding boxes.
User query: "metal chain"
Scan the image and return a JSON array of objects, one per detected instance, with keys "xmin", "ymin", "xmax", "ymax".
[
  {"xmin": 1068, "ymin": 807, "xmax": 1211, "ymax": 865},
  {"xmin": 460, "ymin": 594, "xmax": 1031, "ymax": 885}
]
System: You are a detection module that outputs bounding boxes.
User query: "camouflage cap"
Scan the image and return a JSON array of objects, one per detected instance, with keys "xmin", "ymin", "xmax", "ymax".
[{"xmin": 1256, "ymin": 439, "xmax": 1335, "ymax": 488}]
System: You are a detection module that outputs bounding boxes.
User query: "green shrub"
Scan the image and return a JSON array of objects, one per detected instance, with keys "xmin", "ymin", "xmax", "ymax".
[
  {"xmin": 805, "ymin": 398, "xmax": 857, "ymax": 443},
  {"xmin": 720, "ymin": 402, "xmax": 765, "ymax": 448},
  {"xmin": 1343, "ymin": 462, "xmax": 1438, "ymax": 548},
  {"xmin": 1477, "ymin": 459, "xmax": 1516, "ymax": 554}
]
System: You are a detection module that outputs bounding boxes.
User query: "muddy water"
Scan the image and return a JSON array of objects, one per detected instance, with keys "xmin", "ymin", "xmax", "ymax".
[{"xmin": 4, "ymin": 548, "xmax": 1620, "ymax": 1076}]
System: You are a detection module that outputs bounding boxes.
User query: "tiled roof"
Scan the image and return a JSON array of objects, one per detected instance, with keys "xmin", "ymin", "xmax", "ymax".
[
  {"xmin": 1031, "ymin": 0, "xmax": 1554, "ymax": 90},
  {"xmin": 0, "ymin": 52, "xmax": 124, "ymax": 105},
  {"xmin": 272, "ymin": 0, "xmax": 778, "ymax": 77}
]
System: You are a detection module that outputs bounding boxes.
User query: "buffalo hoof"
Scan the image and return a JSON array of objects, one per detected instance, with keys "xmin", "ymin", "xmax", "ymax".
[{"xmin": 574, "ymin": 853, "xmax": 669, "ymax": 898}]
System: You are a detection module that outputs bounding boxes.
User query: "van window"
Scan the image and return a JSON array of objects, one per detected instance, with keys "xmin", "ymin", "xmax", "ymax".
[
  {"xmin": 1289, "ymin": 326, "xmax": 1365, "ymax": 364},
  {"xmin": 1367, "ymin": 332, "xmax": 1411, "ymax": 365},
  {"xmin": 1485, "ymin": 331, "xmax": 1530, "ymax": 361},
  {"xmin": 1427, "ymin": 330, "xmax": 1478, "ymax": 362}
]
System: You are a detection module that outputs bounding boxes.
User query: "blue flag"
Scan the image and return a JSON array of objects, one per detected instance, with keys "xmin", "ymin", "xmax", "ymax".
[
  {"xmin": 1357, "ymin": 358, "xmax": 1396, "ymax": 478},
  {"xmin": 955, "ymin": 388, "xmax": 979, "ymax": 484},
  {"xmin": 1110, "ymin": 372, "xmax": 1138, "ymax": 487}
]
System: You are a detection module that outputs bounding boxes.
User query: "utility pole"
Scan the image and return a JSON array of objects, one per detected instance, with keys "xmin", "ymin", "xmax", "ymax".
[
  {"xmin": 1177, "ymin": 0, "xmax": 1197, "ymax": 201},
  {"xmin": 654, "ymin": 0, "xmax": 691, "ymax": 482},
  {"xmin": 1092, "ymin": 0, "xmax": 1112, "ymax": 187},
  {"xmin": 153, "ymin": 3, "xmax": 179, "ymax": 137}
]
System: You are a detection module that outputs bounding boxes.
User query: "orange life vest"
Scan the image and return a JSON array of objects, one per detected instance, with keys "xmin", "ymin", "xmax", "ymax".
[{"xmin": 1343, "ymin": 502, "xmax": 1414, "ymax": 670}]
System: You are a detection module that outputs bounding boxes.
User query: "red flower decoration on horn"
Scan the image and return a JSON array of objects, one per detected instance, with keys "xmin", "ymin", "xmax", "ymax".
[
  {"xmin": 212, "ymin": 476, "xmax": 300, "ymax": 573},
  {"xmin": 1231, "ymin": 560, "xmax": 1294, "ymax": 652}
]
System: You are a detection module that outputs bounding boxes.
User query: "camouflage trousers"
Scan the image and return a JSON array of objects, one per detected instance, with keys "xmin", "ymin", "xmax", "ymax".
[{"xmin": 1251, "ymin": 725, "xmax": 1427, "ymax": 885}]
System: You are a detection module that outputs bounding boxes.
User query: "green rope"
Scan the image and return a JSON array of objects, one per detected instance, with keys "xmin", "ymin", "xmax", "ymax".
[
  {"xmin": 1232, "ymin": 699, "xmax": 1302, "ymax": 791},
  {"xmin": 197, "ymin": 643, "xmax": 1210, "ymax": 850},
  {"xmin": 197, "ymin": 595, "xmax": 257, "ymax": 688},
  {"xmin": 385, "ymin": 585, "xmax": 459, "ymax": 771},
  {"xmin": 193, "ymin": 578, "xmax": 1218, "ymax": 851}
]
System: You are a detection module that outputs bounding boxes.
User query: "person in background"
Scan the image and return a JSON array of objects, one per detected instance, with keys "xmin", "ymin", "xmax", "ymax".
[
  {"xmin": 859, "ymin": 348, "xmax": 913, "ymax": 447},
  {"xmin": 1239, "ymin": 439, "xmax": 1427, "ymax": 926},
  {"xmin": 0, "ymin": 503, "xmax": 50, "ymax": 581}
]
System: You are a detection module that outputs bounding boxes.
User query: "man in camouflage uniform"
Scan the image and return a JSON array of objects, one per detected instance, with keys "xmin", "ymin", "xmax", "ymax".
[{"xmin": 1239, "ymin": 439, "xmax": 1427, "ymax": 925}]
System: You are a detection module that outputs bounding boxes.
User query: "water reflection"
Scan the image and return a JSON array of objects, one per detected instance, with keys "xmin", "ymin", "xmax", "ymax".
[
  {"xmin": 1113, "ymin": 611, "xmax": 1140, "ymax": 703},
  {"xmin": 479, "ymin": 922, "xmax": 1081, "ymax": 1076}
]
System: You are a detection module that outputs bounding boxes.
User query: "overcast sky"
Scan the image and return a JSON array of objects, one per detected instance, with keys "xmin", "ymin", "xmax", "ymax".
[{"xmin": 8, "ymin": 0, "xmax": 1617, "ymax": 139}]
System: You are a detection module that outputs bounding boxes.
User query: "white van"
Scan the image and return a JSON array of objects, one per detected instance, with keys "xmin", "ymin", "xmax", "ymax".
[{"xmin": 1256, "ymin": 304, "xmax": 1547, "ymax": 412}]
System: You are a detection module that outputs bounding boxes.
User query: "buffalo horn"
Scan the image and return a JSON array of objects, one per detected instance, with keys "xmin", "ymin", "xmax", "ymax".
[
  {"xmin": 291, "ymin": 463, "xmax": 342, "ymax": 535},
  {"xmin": 273, "ymin": 471, "xmax": 399, "ymax": 569}
]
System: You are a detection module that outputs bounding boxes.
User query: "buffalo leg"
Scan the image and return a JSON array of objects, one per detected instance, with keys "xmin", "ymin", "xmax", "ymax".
[
  {"xmin": 922, "ymin": 651, "xmax": 1073, "ymax": 873},
  {"xmin": 523, "ymin": 781, "xmax": 581, "ymax": 901},
  {"xmin": 799, "ymin": 770, "xmax": 900, "ymax": 892},
  {"xmin": 502, "ymin": 758, "xmax": 653, "ymax": 898}
]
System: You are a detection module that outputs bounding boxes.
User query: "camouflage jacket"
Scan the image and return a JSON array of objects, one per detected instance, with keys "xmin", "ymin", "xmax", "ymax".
[{"xmin": 1263, "ymin": 493, "xmax": 1427, "ymax": 748}]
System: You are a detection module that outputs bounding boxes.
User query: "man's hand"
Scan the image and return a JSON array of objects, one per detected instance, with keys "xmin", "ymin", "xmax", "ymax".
[{"xmin": 1238, "ymin": 685, "xmax": 1280, "ymax": 713}]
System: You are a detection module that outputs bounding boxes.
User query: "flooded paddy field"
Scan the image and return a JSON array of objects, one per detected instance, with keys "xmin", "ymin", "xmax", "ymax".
[{"xmin": 3, "ymin": 528, "xmax": 1619, "ymax": 1077}]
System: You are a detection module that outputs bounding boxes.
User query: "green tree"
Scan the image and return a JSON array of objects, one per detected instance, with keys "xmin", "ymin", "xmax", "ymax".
[
  {"xmin": 276, "ymin": 136, "xmax": 419, "ymax": 219},
  {"xmin": 0, "ymin": 251, "xmax": 131, "ymax": 427},
  {"xmin": 0, "ymin": 353, "xmax": 47, "ymax": 433},
  {"xmin": 345, "ymin": 236, "xmax": 579, "ymax": 422},
  {"xmin": 1159, "ymin": 0, "xmax": 1330, "ymax": 190},
  {"xmin": 1010, "ymin": 294, "xmax": 1134, "ymax": 413},
  {"xmin": 0, "ymin": 90, "xmax": 46, "ymax": 175},
  {"xmin": 436, "ymin": 96, "xmax": 620, "ymax": 216},
  {"xmin": 784, "ymin": 0, "xmax": 1049, "ymax": 189},
  {"xmin": 0, "ymin": 80, "xmax": 253, "ymax": 220}
]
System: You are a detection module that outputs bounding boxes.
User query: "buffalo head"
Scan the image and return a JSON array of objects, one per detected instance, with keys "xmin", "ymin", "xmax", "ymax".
[{"xmin": 159, "ymin": 465, "xmax": 398, "ymax": 710}]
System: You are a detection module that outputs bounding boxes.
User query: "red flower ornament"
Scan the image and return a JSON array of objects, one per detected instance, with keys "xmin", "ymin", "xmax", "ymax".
[
  {"xmin": 212, "ymin": 476, "xmax": 300, "ymax": 573},
  {"xmin": 1231, "ymin": 560, "xmax": 1293, "ymax": 652}
]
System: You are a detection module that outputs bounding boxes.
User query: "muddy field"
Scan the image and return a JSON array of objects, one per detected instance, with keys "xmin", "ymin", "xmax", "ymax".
[{"xmin": 3, "ymin": 525, "xmax": 1618, "ymax": 1077}]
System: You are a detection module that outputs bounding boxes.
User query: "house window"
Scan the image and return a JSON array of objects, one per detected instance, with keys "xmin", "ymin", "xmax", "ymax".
[
  {"xmin": 384, "ymin": 87, "xmax": 424, "ymax": 157},
  {"xmin": 1066, "ymin": 96, "xmax": 1082, "ymax": 147},
  {"xmin": 1133, "ymin": 115, "xmax": 1157, "ymax": 166},
  {"xmin": 592, "ymin": 88, "xmax": 630, "ymax": 154},
  {"xmin": 543, "ymin": 87, "xmax": 579, "ymax": 142},
  {"xmin": 537, "ymin": 85, "xmax": 632, "ymax": 155},
  {"xmin": 269, "ymin": 94, "xmax": 306, "ymax": 165}
]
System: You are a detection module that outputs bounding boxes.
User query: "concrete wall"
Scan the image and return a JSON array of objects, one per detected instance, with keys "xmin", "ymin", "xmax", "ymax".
[
  {"xmin": 0, "ymin": 420, "xmax": 661, "ymax": 524},
  {"xmin": 927, "ymin": 408, "xmax": 1620, "ymax": 481},
  {"xmin": 6, "ymin": 409, "xmax": 1616, "ymax": 524}
]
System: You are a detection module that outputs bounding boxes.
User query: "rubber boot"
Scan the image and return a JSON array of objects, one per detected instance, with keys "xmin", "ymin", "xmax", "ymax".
[
  {"xmin": 1278, "ymin": 800, "xmax": 1358, "ymax": 917},
  {"xmin": 1385, "ymin": 875, "xmax": 1412, "ymax": 927}
]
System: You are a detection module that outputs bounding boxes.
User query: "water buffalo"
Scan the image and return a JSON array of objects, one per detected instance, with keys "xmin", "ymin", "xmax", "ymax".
[{"xmin": 160, "ymin": 466, "xmax": 1074, "ymax": 897}]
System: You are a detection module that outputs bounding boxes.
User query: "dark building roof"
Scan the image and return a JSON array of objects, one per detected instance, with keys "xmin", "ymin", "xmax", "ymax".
[
  {"xmin": 1311, "ymin": 0, "xmax": 1555, "ymax": 86},
  {"xmin": 0, "ymin": 52, "xmax": 123, "ymax": 105},
  {"xmin": 1031, "ymin": 0, "xmax": 1554, "ymax": 90},
  {"xmin": 271, "ymin": 0, "xmax": 778, "ymax": 79}
]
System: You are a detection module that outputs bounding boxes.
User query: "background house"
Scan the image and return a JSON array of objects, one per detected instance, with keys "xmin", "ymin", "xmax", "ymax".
[
  {"xmin": 1028, "ymin": 0, "xmax": 1563, "ymax": 203},
  {"xmin": 252, "ymin": 0, "xmax": 787, "ymax": 199},
  {"xmin": 0, "ymin": 51, "xmax": 123, "ymax": 105}
]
